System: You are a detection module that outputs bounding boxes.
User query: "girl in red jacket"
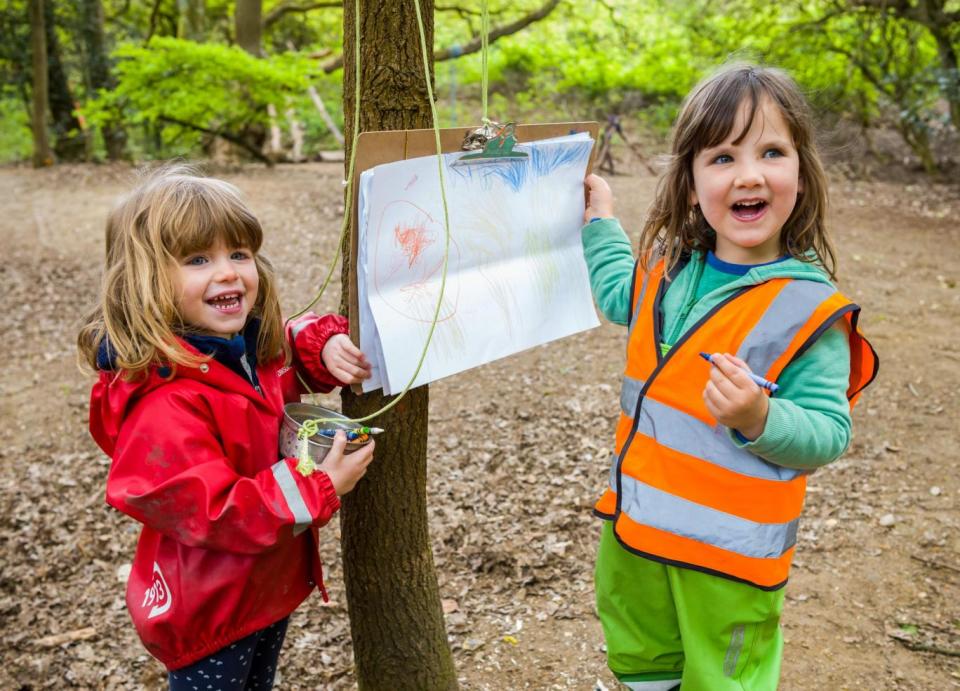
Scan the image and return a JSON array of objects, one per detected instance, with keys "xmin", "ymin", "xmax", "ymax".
[{"xmin": 77, "ymin": 165, "xmax": 375, "ymax": 689}]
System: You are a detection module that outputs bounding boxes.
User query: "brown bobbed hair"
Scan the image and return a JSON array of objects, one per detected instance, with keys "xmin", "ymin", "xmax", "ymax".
[
  {"xmin": 77, "ymin": 163, "xmax": 288, "ymax": 377},
  {"xmin": 640, "ymin": 63, "xmax": 837, "ymax": 280}
]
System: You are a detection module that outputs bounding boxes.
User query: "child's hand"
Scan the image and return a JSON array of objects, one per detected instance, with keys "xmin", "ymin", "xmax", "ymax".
[
  {"xmin": 584, "ymin": 173, "xmax": 615, "ymax": 223},
  {"xmin": 702, "ymin": 353, "xmax": 769, "ymax": 440},
  {"xmin": 319, "ymin": 432, "xmax": 375, "ymax": 496},
  {"xmin": 322, "ymin": 334, "xmax": 372, "ymax": 384}
]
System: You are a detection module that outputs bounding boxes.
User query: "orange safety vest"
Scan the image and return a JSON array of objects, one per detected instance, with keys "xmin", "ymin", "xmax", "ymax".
[{"xmin": 595, "ymin": 257, "xmax": 878, "ymax": 590}]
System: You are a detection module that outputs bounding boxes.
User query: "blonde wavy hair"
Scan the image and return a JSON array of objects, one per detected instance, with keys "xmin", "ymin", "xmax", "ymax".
[
  {"xmin": 640, "ymin": 63, "xmax": 838, "ymax": 280},
  {"xmin": 78, "ymin": 164, "xmax": 288, "ymax": 377}
]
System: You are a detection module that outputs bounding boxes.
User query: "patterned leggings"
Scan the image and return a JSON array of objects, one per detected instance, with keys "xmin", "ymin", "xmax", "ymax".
[{"xmin": 168, "ymin": 618, "xmax": 289, "ymax": 691}]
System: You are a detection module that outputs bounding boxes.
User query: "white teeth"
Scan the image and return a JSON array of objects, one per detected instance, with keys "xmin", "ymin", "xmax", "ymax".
[{"xmin": 735, "ymin": 200, "xmax": 764, "ymax": 207}]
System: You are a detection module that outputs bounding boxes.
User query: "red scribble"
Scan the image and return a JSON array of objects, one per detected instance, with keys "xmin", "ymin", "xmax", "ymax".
[{"xmin": 394, "ymin": 221, "xmax": 434, "ymax": 268}]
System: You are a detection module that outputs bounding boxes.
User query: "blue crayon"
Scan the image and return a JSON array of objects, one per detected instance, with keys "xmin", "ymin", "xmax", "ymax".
[
  {"xmin": 316, "ymin": 427, "xmax": 384, "ymax": 441},
  {"xmin": 699, "ymin": 352, "xmax": 779, "ymax": 393}
]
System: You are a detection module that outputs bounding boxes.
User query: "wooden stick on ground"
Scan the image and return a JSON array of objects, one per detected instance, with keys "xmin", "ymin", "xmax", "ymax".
[{"xmin": 34, "ymin": 627, "xmax": 97, "ymax": 648}]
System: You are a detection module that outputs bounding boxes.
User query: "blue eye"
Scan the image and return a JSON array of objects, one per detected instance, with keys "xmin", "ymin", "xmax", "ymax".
[
  {"xmin": 763, "ymin": 148, "xmax": 784, "ymax": 159},
  {"xmin": 712, "ymin": 153, "xmax": 733, "ymax": 164},
  {"xmin": 185, "ymin": 255, "xmax": 207, "ymax": 266},
  {"xmin": 231, "ymin": 250, "xmax": 253, "ymax": 261}
]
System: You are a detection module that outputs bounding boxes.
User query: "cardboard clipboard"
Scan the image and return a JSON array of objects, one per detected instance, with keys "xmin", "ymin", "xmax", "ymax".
[{"xmin": 348, "ymin": 121, "xmax": 600, "ymax": 393}]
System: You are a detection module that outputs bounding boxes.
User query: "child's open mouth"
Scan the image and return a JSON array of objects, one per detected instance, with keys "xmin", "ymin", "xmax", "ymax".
[
  {"xmin": 731, "ymin": 199, "xmax": 768, "ymax": 221},
  {"xmin": 207, "ymin": 293, "xmax": 243, "ymax": 313}
]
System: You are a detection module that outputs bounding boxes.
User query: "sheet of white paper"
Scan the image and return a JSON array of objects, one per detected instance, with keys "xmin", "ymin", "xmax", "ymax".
[
  {"xmin": 357, "ymin": 169, "xmax": 390, "ymax": 393},
  {"xmin": 358, "ymin": 133, "xmax": 599, "ymax": 393}
]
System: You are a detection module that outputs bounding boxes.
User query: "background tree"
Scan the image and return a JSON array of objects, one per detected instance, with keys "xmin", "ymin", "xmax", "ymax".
[
  {"xmin": 235, "ymin": 0, "xmax": 263, "ymax": 55},
  {"xmin": 44, "ymin": 1, "xmax": 85, "ymax": 160},
  {"xmin": 178, "ymin": 0, "xmax": 205, "ymax": 40},
  {"xmin": 338, "ymin": 2, "xmax": 458, "ymax": 688},
  {"xmin": 29, "ymin": 0, "xmax": 51, "ymax": 166},
  {"xmin": 78, "ymin": 0, "xmax": 126, "ymax": 159}
]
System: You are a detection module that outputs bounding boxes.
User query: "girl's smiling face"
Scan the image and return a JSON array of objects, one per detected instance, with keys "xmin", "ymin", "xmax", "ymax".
[
  {"xmin": 173, "ymin": 239, "xmax": 259, "ymax": 338},
  {"xmin": 690, "ymin": 96, "xmax": 802, "ymax": 264}
]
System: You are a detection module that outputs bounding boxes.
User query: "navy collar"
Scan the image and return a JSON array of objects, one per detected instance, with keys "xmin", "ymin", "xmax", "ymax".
[{"xmin": 706, "ymin": 250, "xmax": 789, "ymax": 276}]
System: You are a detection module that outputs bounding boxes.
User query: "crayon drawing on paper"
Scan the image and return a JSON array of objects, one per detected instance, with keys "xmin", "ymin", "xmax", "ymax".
[{"xmin": 358, "ymin": 133, "xmax": 600, "ymax": 394}]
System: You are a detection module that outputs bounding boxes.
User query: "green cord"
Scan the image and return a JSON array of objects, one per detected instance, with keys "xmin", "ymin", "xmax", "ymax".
[
  {"xmin": 293, "ymin": 0, "xmax": 455, "ymax": 432},
  {"xmin": 287, "ymin": 0, "xmax": 363, "ymax": 322},
  {"xmin": 481, "ymin": 0, "xmax": 489, "ymax": 123}
]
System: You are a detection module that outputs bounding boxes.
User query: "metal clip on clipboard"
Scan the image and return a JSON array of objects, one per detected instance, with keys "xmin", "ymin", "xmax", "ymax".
[{"xmin": 453, "ymin": 121, "xmax": 529, "ymax": 166}]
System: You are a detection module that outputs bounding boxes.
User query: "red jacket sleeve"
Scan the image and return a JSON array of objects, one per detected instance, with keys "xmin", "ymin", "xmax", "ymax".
[
  {"xmin": 105, "ymin": 388, "xmax": 340, "ymax": 555},
  {"xmin": 286, "ymin": 312, "xmax": 350, "ymax": 394}
]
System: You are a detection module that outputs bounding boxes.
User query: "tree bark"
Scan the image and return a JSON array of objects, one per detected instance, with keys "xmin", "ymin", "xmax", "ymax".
[
  {"xmin": 79, "ymin": 0, "xmax": 127, "ymax": 160},
  {"xmin": 29, "ymin": 0, "xmax": 52, "ymax": 167},
  {"xmin": 44, "ymin": 0, "xmax": 86, "ymax": 161},
  {"xmin": 339, "ymin": 1, "xmax": 457, "ymax": 688},
  {"xmin": 178, "ymin": 0, "xmax": 205, "ymax": 41},
  {"xmin": 323, "ymin": 0, "xmax": 560, "ymax": 74},
  {"xmin": 235, "ymin": 0, "xmax": 262, "ymax": 56}
]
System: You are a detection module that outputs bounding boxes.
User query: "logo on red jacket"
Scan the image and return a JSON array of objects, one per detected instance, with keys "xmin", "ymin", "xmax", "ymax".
[{"xmin": 142, "ymin": 562, "xmax": 172, "ymax": 619}]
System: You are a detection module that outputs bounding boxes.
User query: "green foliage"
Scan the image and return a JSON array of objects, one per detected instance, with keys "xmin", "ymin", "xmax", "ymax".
[
  {"xmin": 0, "ymin": 92, "xmax": 31, "ymax": 162},
  {"xmin": 2, "ymin": 0, "xmax": 955, "ymax": 168},
  {"xmin": 84, "ymin": 37, "xmax": 310, "ymax": 157}
]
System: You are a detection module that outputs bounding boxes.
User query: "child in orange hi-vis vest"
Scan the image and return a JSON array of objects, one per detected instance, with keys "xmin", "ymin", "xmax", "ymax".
[{"xmin": 581, "ymin": 64, "xmax": 878, "ymax": 690}]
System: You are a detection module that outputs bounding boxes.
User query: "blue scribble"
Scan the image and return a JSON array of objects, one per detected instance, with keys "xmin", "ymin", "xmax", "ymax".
[
  {"xmin": 447, "ymin": 139, "xmax": 592, "ymax": 193},
  {"xmin": 530, "ymin": 141, "xmax": 592, "ymax": 177}
]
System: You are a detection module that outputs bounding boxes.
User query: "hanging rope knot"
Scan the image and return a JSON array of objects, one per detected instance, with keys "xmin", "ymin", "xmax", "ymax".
[
  {"xmin": 298, "ymin": 418, "xmax": 320, "ymax": 441},
  {"xmin": 295, "ymin": 434, "xmax": 316, "ymax": 476}
]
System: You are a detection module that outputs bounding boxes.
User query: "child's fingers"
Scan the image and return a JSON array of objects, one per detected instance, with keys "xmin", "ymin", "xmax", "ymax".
[
  {"xmin": 702, "ymin": 381, "xmax": 726, "ymax": 417},
  {"xmin": 353, "ymin": 440, "xmax": 375, "ymax": 466},
  {"xmin": 326, "ymin": 352, "xmax": 371, "ymax": 382},
  {"xmin": 708, "ymin": 360, "xmax": 741, "ymax": 396},
  {"xmin": 337, "ymin": 337, "xmax": 366, "ymax": 361},
  {"xmin": 710, "ymin": 353, "xmax": 756, "ymax": 390},
  {"xmin": 725, "ymin": 353, "xmax": 751, "ymax": 371},
  {"xmin": 327, "ymin": 431, "xmax": 347, "ymax": 458},
  {"xmin": 342, "ymin": 350, "xmax": 372, "ymax": 371}
]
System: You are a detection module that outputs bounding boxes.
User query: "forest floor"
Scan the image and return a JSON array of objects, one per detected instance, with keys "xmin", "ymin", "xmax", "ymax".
[{"xmin": 0, "ymin": 155, "xmax": 958, "ymax": 690}]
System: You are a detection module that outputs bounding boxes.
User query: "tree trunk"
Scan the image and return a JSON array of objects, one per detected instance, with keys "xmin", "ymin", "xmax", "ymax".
[
  {"xmin": 339, "ymin": 1, "xmax": 458, "ymax": 689},
  {"xmin": 929, "ymin": 27, "xmax": 960, "ymax": 131},
  {"xmin": 234, "ymin": 0, "xmax": 262, "ymax": 56},
  {"xmin": 29, "ymin": 0, "xmax": 52, "ymax": 167},
  {"xmin": 44, "ymin": 0, "xmax": 86, "ymax": 161},
  {"xmin": 178, "ymin": 0, "xmax": 205, "ymax": 41},
  {"xmin": 79, "ymin": 0, "xmax": 127, "ymax": 160},
  {"xmin": 233, "ymin": 0, "xmax": 267, "ymax": 160}
]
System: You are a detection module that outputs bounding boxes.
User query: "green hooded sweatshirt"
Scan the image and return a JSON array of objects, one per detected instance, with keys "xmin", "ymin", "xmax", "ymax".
[{"xmin": 582, "ymin": 218, "xmax": 851, "ymax": 469}]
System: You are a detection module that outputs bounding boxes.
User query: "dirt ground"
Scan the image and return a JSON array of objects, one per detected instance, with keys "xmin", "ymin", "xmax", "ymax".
[{"xmin": 0, "ymin": 155, "xmax": 958, "ymax": 690}]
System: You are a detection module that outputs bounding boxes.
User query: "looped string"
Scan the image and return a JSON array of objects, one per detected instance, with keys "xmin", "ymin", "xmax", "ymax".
[
  {"xmin": 481, "ymin": 0, "xmax": 490, "ymax": 123},
  {"xmin": 290, "ymin": 0, "xmax": 486, "ymax": 441}
]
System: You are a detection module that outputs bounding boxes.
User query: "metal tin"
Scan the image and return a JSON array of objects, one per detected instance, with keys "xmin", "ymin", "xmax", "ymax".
[{"xmin": 279, "ymin": 403, "xmax": 370, "ymax": 464}]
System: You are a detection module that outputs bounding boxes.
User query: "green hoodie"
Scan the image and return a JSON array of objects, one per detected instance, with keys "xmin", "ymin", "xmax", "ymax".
[{"xmin": 582, "ymin": 218, "xmax": 851, "ymax": 469}]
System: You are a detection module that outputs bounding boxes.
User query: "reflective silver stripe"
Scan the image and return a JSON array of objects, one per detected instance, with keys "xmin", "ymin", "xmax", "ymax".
[
  {"xmin": 724, "ymin": 625, "xmax": 746, "ymax": 677},
  {"xmin": 621, "ymin": 680, "xmax": 681, "ymax": 691},
  {"xmin": 271, "ymin": 460, "xmax": 312, "ymax": 536},
  {"xmin": 635, "ymin": 396, "xmax": 805, "ymax": 481},
  {"xmin": 620, "ymin": 474, "xmax": 798, "ymax": 558},
  {"xmin": 619, "ymin": 375, "xmax": 645, "ymax": 418},
  {"xmin": 737, "ymin": 280, "xmax": 836, "ymax": 377},
  {"xmin": 608, "ymin": 453, "xmax": 618, "ymax": 490},
  {"xmin": 290, "ymin": 318, "xmax": 312, "ymax": 339},
  {"xmin": 627, "ymin": 270, "xmax": 651, "ymax": 338}
]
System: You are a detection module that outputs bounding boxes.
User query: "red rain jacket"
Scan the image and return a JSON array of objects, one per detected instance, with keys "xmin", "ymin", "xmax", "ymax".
[{"xmin": 89, "ymin": 313, "xmax": 348, "ymax": 670}]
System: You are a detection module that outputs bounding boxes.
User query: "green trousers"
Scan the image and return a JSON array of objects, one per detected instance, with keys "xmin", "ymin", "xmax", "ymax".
[{"xmin": 595, "ymin": 522, "xmax": 785, "ymax": 691}]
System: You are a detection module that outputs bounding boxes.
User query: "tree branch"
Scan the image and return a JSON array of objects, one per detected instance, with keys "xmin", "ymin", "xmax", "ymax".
[
  {"xmin": 263, "ymin": 2, "xmax": 342, "ymax": 29},
  {"xmin": 144, "ymin": 0, "xmax": 163, "ymax": 44},
  {"xmin": 320, "ymin": 0, "xmax": 562, "ymax": 73},
  {"xmin": 158, "ymin": 115, "xmax": 272, "ymax": 164}
]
